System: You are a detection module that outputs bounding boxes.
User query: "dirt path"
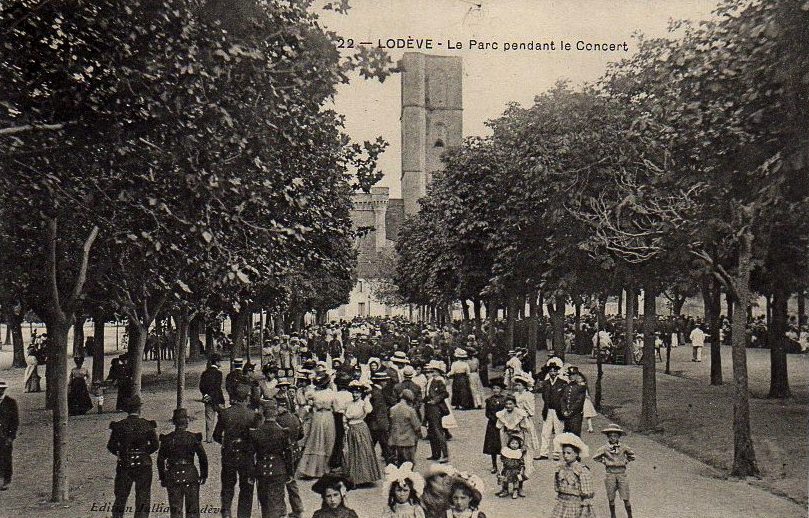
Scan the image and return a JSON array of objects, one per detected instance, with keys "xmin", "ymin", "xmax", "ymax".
[{"xmin": 0, "ymin": 349, "xmax": 804, "ymax": 518}]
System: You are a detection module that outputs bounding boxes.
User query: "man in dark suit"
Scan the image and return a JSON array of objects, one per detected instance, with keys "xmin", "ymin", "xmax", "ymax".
[
  {"xmin": 366, "ymin": 371, "xmax": 392, "ymax": 464},
  {"xmin": 393, "ymin": 366, "xmax": 423, "ymax": 420},
  {"xmin": 560, "ymin": 368, "xmax": 587, "ymax": 436},
  {"xmin": 423, "ymin": 361, "xmax": 450, "ymax": 463},
  {"xmin": 107, "ymin": 395, "xmax": 160, "ymax": 518},
  {"xmin": 157, "ymin": 408, "xmax": 208, "ymax": 518},
  {"xmin": 250, "ymin": 400, "xmax": 293, "ymax": 518},
  {"xmin": 213, "ymin": 384, "xmax": 258, "ymax": 518},
  {"xmin": 0, "ymin": 381, "xmax": 18, "ymax": 490},
  {"xmin": 199, "ymin": 354, "xmax": 225, "ymax": 443},
  {"xmin": 537, "ymin": 361, "xmax": 567, "ymax": 459}
]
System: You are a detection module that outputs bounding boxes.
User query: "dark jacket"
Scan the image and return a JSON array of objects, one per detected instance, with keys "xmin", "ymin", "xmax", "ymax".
[
  {"xmin": 393, "ymin": 379, "xmax": 423, "ymax": 407},
  {"xmin": 213, "ymin": 403, "xmax": 258, "ymax": 468},
  {"xmin": 107, "ymin": 415, "xmax": 160, "ymax": 468},
  {"xmin": 538, "ymin": 376, "xmax": 567, "ymax": 419},
  {"xmin": 424, "ymin": 377, "xmax": 449, "ymax": 417},
  {"xmin": 249, "ymin": 420, "xmax": 292, "ymax": 479},
  {"xmin": 199, "ymin": 366, "xmax": 225, "ymax": 405},
  {"xmin": 277, "ymin": 408, "xmax": 304, "ymax": 468},
  {"xmin": 366, "ymin": 386, "xmax": 390, "ymax": 431},
  {"xmin": 561, "ymin": 382, "xmax": 587, "ymax": 418},
  {"xmin": 0, "ymin": 396, "xmax": 19, "ymax": 440},
  {"xmin": 157, "ymin": 429, "xmax": 208, "ymax": 485}
]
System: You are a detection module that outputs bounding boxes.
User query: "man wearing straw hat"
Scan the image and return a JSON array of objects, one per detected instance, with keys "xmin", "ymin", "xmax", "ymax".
[{"xmin": 0, "ymin": 381, "xmax": 18, "ymax": 491}]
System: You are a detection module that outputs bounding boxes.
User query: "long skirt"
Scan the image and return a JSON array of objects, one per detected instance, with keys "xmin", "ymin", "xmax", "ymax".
[
  {"xmin": 24, "ymin": 364, "xmax": 41, "ymax": 393},
  {"xmin": 329, "ymin": 412, "xmax": 345, "ymax": 468},
  {"xmin": 297, "ymin": 410, "xmax": 335, "ymax": 478},
  {"xmin": 68, "ymin": 378, "xmax": 93, "ymax": 415},
  {"xmin": 450, "ymin": 374, "xmax": 474, "ymax": 409},
  {"xmin": 468, "ymin": 372, "xmax": 484, "ymax": 409},
  {"xmin": 482, "ymin": 419, "xmax": 501, "ymax": 455},
  {"xmin": 342, "ymin": 421, "xmax": 381, "ymax": 485}
]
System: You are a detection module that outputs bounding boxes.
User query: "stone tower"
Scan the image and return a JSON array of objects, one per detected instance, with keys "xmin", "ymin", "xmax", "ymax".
[{"xmin": 400, "ymin": 53, "xmax": 463, "ymax": 216}]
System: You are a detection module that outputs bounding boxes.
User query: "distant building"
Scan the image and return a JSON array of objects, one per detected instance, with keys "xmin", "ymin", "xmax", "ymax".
[{"xmin": 330, "ymin": 53, "xmax": 463, "ymax": 320}]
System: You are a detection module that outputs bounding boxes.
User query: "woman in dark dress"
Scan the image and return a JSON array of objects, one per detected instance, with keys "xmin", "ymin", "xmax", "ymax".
[
  {"xmin": 448, "ymin": 349, "xmax": 474, "ymax": 410},
  {"xmin": 483, "ymin": 380, "xmax": 508, "ymax": 473},
  {"xmin": 68, "ymin": 356, "xmax": 93, "ymax": 415}
]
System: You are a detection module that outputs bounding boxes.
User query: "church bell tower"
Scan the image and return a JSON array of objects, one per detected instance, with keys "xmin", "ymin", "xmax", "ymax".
[{"xmin": 400, "ymin": 53, "xmax": 463, "ymax": 216}]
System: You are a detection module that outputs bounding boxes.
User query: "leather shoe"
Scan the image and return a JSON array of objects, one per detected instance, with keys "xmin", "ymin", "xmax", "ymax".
[{"xmin": 438, "ymin": 457, "xmax": 449, "ymax": 464}]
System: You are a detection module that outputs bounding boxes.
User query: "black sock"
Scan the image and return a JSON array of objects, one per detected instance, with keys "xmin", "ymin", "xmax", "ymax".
[
  {"xmin": 609, "ymin": 503, "xmax": 617, "ymax": 518},
  {"xmin": 624, "ymin": 501, "xmax": 632, "ymax": 518}
]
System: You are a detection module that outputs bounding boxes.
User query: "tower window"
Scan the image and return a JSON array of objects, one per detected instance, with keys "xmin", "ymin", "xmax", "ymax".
[{"xmin": 434, "ymin": 139, "xmax": 444, "ymax": 148}]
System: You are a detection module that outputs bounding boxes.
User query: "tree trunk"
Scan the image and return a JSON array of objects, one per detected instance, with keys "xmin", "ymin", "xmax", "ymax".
[
  {"xmin": 726, "ymin": 292, "xmax": 734, "ymax": 344},
  {"xmin": 473, "ymin": 299, "xmax": 482, "ymax": 331},
  {"xmin": 92, "ymin": 316, "xmax": 106, "ymax": 384},
  {"xmin": 624, "ymin": 284, "xmax": 635, "ymax": 365},
  {"xmin": 231, "ymin": 308, "xmax": 250, "ymax": 359},
  {"xmin": 72, "ymin": 312, "xmax": 85, "ymax": 358},
  {"xmin": 46, "ymin": 317, "xmax": 71, "ymax": 502},
  {"xmin": 549, "ymin": 294, "xmax": 566, "ymax": 359},
  {"xmin": 798, "ymin": 289, "xmax": 806, "ymax": 326},
  {"xmin": 486, "ymin": 299, "xmax": 496, "ymax": 347},
  {"xmin": 767, "ymin": 281, "xmax": 790, "ymax": 398},
  {"xmin": 702, "ymin": 276, "xmax": 723, "ymax": 385},
  {"xmin": 527, "ymin": 293, "xmax": 538, "ymax": 375},
  {"xmin": 671, "ymin": 295, "xmax": 687, "ymax": 317},
  {"xmin": 730, "ymin": 231, "xmax": 760, "ymax": 477},
  {"xmin": 175, "ymin": 309, "xmax": 190, "ymax": 409},
  {"xmin": 506, "ymin": 297, "xmax": 516, "ymax": 351},
  {"xmin": 129, "ymin": 320, "xmax": 149, "ymax": 397},
  {"xmin": 188, "ymin": 313, "xmax": 202, "ymax": 361},
  {"xmin": 617, "ymin": 289, "xmax": 623, "ymax": 317},
  {"xmin": 3, "ymin": 323, "xmax": 9, "ymax": 346},
  {"xmin": 461, "ymin": 300, "xmax": 470, "ymax": 321},
  {"xmin": 594, "ymin": 292, "xmax": 608, "ymax": 412},
  {"xmin": 5, "ymin": 308, "xmax": 26, "ymax": 368},
  {"xmin": 639, "ymin": 286, "xmax": 659, "ymax": 431}
]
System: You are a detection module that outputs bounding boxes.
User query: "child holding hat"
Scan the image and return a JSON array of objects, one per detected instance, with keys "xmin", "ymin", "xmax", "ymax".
[{"xmin": 592, "ymin": 424, "xmax": 635, "ymax": 518}]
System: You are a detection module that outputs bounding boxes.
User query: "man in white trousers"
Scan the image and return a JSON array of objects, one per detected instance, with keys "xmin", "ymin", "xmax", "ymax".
[{"xmin": 537, "ymin": 358, "xmax": 567, "ymax": 459}]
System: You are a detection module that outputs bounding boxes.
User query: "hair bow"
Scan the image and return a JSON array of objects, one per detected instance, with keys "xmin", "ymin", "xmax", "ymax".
[{"xmin": 383, "ymin": 462, "xmax": 425, "ymax": 497}]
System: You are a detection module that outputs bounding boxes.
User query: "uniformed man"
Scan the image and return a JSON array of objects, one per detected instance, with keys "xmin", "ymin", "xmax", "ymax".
[
  {"xmin": 250, "ymin": 399, "xmax": 294, "ymax": 518},
  {"xmin": 107, "ymin": 395, "xmax": 159, "ymax": 518},
  {"xmin": 274, "ymin": 389, "xmax": 304, "ymax": 518},
  {"xmin": 213, "ymin": 384, "xmax": 258, "ymax": 518},
  {"xmin": 157, "ymin": 408, "xmax": 208, "ymax": 518}
]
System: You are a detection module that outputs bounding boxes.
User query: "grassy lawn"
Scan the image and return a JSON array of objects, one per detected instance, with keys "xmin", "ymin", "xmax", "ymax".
[{"xmin": 569, "ymin": 345, "xmax": 808, "ymax": 506}]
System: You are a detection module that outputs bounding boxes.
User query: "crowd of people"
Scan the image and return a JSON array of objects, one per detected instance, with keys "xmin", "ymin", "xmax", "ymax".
[{"xmin": 5, "ymin": 308, "xmax": 803, "ymax": 517}]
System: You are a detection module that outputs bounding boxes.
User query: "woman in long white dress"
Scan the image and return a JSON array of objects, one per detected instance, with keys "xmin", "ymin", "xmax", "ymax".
[
  {"xmin": 298, "ymin": 372, "xmax": 337, "ymax": 478},
  {"xmin": 466, "ymin": 350, "xmax": 484, "ymax": 409}
]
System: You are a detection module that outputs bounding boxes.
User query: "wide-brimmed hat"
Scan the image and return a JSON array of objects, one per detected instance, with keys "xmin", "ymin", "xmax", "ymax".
[
  {"xmin": 348, "ymin": 380, "xmax": 371, "ymax": 393},
  {"xmin": 546, "ymin": 357, "xmax": 564, "ymax": 369},
  {"xmin": 453, "ymin": 348, "xmax": 468, "ymax": 359},
  {"xmin": 452, "ymin": 471, "xmax": 486, "ymax": 504},
  {"xmin": 371, "ymin": 371, "xmax": 390, "ymax": 382},
  {"xmin": 368, "ymin": 357, "xmax": 382, "ymax": 367},
  {"xmin": 391, "ymin": 351, "xmax": 410, "ymax": 364},
  {"xmin": 401, "ymin": 365, "xmax": 415, "ymax": 378},
  {"xmin": 311, "ymin": 474, "xmax": 354, "ymax": 496},
  {"xmin": 424, "ymin": 360, "xmax": 446, "ymax": 373},
  {"xmin": 512, "ymin": 373, "xmax": 534, "ymax": 387},
  {"xmin": 554, "ymin": 432, "xmax": 590, "ymax": 458},
  {"xmin": 601, "ymin": 423, "xmax": 626, "ymax": 436},
  {"xmin": 424, "ymin": 463, "xmax": 458, "ymax": 478}
]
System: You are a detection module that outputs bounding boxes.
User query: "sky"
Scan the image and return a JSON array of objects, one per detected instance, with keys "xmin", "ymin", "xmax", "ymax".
[{"xmin": 319, "ymin": 0, "xmax": 718, "ymax": 198}]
